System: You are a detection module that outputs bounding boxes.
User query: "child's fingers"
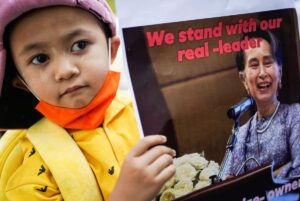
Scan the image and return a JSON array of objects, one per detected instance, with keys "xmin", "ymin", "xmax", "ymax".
[
  {"xmin": 147, "ymin": 153, "xmax": 174, "ymax": 176},
  {"xmin": 140, "ymin": 145, "xmax": 176, "ymax": 165},
  {"xmin": 155, "ymin": 163, "xmax": 176, "ymax": 185},
  {"xmin": 129, "ymin": 135, "xmax": 167, "ymax": 157}
]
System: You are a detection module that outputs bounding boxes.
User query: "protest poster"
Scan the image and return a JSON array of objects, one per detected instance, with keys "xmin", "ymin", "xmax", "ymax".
[{"xmin": 116, "ymin": 0, "xmax": 300, "ymax": 200}]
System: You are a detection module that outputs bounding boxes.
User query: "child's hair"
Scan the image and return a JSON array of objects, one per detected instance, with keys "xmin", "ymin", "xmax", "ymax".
[
  {"xmin": 0, "ymin": 0, "xmax": 116, "ymax": 128},
  {"xmin": 235, "ymin": 28, "xmax": 282, "ymax": 72}
]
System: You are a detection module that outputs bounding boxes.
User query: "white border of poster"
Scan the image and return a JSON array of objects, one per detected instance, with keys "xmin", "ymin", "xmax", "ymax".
[{"xmin": 116, "ymin": 0, "xmax": 294, "ymax": 27}]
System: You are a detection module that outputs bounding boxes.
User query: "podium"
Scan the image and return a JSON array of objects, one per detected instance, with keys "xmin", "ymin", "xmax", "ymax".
[{"xmin": 175, "ymin": 165, "xmax": 300, "ymax": 201}]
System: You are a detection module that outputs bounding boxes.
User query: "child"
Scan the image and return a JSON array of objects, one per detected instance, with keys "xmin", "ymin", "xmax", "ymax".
[{"xmin": 0, "ymin": 1, "xmax": 176, "ymax": 201}]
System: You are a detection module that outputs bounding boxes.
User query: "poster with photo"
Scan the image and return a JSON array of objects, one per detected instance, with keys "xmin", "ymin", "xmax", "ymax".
[{"xmin": 116, "ymin": 0, "xmax": 300, "ymax": 200}]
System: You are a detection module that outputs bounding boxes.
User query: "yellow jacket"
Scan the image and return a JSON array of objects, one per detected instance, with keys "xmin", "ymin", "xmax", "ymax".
[{"xmin": 0, "ymin": 93, "xmax": 140, "ymax": 201}]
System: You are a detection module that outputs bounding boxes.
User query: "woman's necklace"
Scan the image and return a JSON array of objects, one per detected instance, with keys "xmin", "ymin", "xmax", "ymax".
[{"xmin": 256, "ymin": 102, "xmax": 280, "ymax": 134}]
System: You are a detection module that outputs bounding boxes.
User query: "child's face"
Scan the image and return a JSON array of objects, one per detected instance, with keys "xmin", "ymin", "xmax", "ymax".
[{"xmin": 9, "ymin": 6, "xmax": 119, "ymax": 108}]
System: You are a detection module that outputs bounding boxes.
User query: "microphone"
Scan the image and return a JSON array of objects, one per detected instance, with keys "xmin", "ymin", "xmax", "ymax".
[{"xmin": 227, "ymin": 96, "xmax": 254, "ymax": 120}]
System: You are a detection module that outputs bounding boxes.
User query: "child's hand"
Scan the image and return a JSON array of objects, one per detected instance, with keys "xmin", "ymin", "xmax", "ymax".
[{"xmin": 109, "ymin": 135, "xmax": 176, "ymax": 201}]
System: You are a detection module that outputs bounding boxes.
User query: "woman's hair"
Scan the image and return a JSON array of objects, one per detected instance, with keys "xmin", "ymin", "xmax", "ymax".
[{"xmin": 235, "ymin": 29, "xmax": 282, "ymax": 72}]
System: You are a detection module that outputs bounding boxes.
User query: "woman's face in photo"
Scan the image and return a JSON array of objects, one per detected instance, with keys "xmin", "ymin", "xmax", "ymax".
[{"xmin": 241, "ymin": 38, "xmax": 281, "ymax": 106}]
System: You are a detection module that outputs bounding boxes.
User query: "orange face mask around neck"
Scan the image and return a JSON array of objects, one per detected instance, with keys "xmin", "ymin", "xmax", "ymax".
[{"xmin": 35, "ymin": 71, "xmax": 120, "ymax": 130}]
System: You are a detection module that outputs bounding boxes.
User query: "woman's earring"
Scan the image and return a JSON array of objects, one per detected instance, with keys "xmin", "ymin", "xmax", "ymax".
[
  {"xmin": 279, "ymin": 80, "xmax": 282, "ymax": 90},
  {"xmin": 245, "ymin": 87, "xmax": 250, "ymax": 95}
]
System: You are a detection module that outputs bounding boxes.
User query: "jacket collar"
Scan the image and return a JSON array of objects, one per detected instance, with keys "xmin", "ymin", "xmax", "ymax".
[{"xmin": 103, "ymin": 91, "xmax": 132, "ymax": 126}]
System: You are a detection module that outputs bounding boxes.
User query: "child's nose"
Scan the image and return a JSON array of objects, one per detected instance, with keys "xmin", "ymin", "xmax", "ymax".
[{"xmin": 54, "ymin": 57, "xmax": 80, "ymax": 81}]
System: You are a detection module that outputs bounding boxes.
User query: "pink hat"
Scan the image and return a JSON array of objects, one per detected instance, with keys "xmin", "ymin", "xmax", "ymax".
[
  {"xmin": 0, "ymin": 0, "xmax": 116, "ymax": 128},
  {"xmin": 0, "ymin": 0, "xmax": 116, "ymax": 94}
]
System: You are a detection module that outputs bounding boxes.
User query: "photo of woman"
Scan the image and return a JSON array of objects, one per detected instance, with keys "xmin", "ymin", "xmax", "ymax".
[{"xmin": 223, "ymin": 29, "xmax": 300, "ymax": 179}]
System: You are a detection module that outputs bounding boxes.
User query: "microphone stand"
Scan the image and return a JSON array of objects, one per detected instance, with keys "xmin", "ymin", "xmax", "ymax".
[
  {"xmin": 210, "ymin": 96, "xmax": 254, "ymax": 184},
  {"xmin": 211, "ymin": 119, "xmax": 240, "ymax": 184}
]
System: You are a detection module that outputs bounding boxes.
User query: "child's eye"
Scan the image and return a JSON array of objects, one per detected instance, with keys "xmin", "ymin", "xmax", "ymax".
[
  {"xmin": 31, "ymin": 54, "xmax": 49, "ymax": 65},
  {"xmin": 71, "ymin": 41, "xmax": 88, "ymax": 52}
]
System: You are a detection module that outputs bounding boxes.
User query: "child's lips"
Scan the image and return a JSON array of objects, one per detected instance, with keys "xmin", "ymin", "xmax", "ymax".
[{"xmin": 61, "ymin": 85, "xmax": 86, "ymax": 97}]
